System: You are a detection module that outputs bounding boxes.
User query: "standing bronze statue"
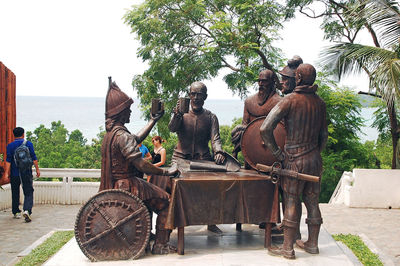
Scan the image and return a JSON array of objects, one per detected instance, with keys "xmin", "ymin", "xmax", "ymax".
[
  {"xmin": 231, "ymin": 69, "xmax": 281, "ymax": 161},
  {"xmin": 99, "ymin": 78, "xmax": 179, "ymax": 255},
  {"xmin": 169, "ymin": 81, "xmax": 226, "ymax": 233},
  {"xmin": 260, "ymin": 64, "xmax": 328, "ymax": 259},
  {"xmin": 279, "ymin": 55, "xmax": 303, "ymax": 241}
]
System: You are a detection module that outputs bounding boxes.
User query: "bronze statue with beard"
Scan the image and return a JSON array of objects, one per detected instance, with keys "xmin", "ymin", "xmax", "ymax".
[
  {"xmin": 100, "ymin": 78, "xmax": 179, "ymax": 255},
  {"xmin": 231, "ymin": 69, "xmax": 282, "ymax": 164},
  {"xmin": 168, "ymin": 81, "xmax": 226, "ymax": 234},
  {"xmin": 260, "ymin": 64, "xmax": 328, "ymax": 259}
]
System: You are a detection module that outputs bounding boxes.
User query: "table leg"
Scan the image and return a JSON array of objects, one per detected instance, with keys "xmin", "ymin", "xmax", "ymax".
[
  {"xmin": 264, "ymin": 223, "xmax": 272, "ymax": 248},
  {"xmin": 178, "ymin": 227, "xmax": 184, "ymax": 255},
  {"xmin": 236, "ymin": 223, "xmax": 242, "ymax": 231}
]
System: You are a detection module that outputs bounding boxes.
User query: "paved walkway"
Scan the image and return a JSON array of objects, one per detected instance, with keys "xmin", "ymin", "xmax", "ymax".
[{"xmin": 0, "ymin": 204, "xmax": 399, "ymax": 265}]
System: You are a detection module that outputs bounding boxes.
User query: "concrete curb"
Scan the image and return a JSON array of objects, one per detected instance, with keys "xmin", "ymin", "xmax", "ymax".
[
  {"xmin": 335, "ymin": 242, "xmax": 362, "ymax": 265},
  {"xmin": 359, "ymin": 233, "xmax": 395, "ymax": 266},
  {"xmin": 321, "ymin": 226, "xmax": 362, "ymax": 265}
]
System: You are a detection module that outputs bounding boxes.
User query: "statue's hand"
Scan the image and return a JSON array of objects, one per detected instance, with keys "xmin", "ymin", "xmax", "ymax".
[
  {"xmin": 214, "ymin": 153, "xmax": 226, "ymax": 165},
  {"xmin": 164, "ymin": 164, "xmax": 180, "ymax": 178},
  {"xmin": 151, "ymin": 109, "xmax": 164, "ymax": 122},
  {"xmin": 173, "ymin": 101, "xmax": 183, "ymax": 115}
]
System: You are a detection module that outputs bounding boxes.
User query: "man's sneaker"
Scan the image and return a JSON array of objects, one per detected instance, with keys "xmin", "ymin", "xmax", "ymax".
[
  {"xmin": 23, "ymin": 211, "xmax": 31, "ymax": 223},
  {"xmin": 13, "ymin": 212, "xmax": 21, "ymax": 219}
]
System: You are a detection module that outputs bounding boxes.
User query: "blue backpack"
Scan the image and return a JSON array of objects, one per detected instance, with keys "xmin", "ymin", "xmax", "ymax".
[{"xmin": 14, "ymin": 140, "xmax": 33, "ymax": 172}]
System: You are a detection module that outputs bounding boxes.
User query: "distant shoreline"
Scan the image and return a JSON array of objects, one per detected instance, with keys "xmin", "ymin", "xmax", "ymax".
[{"xmin": 16, "ymin": 96, "xmax": 378, "ymax": 142}]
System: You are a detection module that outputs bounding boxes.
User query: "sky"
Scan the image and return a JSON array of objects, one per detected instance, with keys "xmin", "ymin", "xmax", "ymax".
[{"xmin": 0, "ymin": 0, "xmax": 371, "ymax": 100}]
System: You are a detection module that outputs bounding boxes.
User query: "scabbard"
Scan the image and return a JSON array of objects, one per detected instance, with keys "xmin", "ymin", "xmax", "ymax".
[{"xmin": 256, "ymin": 163, "xmax": 320, "ymax": 183}]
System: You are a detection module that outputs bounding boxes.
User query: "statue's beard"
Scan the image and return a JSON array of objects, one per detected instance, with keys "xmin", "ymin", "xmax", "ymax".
[{"xmin": 257, "ymin": 88, "xmax": 270, "ymax": 106}]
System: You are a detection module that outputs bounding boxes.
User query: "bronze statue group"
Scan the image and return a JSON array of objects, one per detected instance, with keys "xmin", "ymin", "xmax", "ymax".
[{"xmin": 84, "ymin": 56, "xmax": 328, "ymax": 260}]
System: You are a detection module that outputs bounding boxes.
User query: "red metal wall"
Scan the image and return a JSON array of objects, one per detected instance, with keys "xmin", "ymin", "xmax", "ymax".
[{"xmin": 0, "ymin": 61, "xmax": 16, "ymax": 183}]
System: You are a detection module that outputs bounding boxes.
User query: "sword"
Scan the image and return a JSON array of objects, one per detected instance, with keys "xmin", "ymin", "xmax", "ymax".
[{"xmin": 256, "ymin": 162, "xmax": 320, "ymax": 183}]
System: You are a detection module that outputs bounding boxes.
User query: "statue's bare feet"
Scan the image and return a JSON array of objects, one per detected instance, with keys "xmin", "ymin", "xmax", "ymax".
[
  {"xmin": 207, "ymin": 224, "xmax": 223, "ymax": 234},
  {"xmin": 151, "ymin": 243, "xmax": 177, "ymax": 255},
  {"xmin": 268, "ymin": 245, "xmax": 295, "ymax": 259}
]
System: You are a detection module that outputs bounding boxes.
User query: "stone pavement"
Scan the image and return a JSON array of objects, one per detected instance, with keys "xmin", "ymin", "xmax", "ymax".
[
  {"xmin": 320, "ymin": 204, "xmax": 400, "ymax": 265},
  {"xmin": 0, "ymin": 205, "xmax": 81, "ymax": 266},
  {"xmin": 0, "ymin": 204, "xmax": 399, "ymax": 265}
]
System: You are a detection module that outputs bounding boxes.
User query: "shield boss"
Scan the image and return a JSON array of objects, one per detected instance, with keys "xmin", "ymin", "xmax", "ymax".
[
  {"xmin": 75, "ymin": 189, "xmax": 150, "ymax": 261},
  {"xmin": 241, "ymin": 116, "xmax": 286, "ymax": 169}
]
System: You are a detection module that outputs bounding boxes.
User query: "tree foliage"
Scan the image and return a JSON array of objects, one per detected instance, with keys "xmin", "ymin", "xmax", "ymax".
[
  {"xmin": 294, "ymin": 0, "xmax": 400, "ymax": 168},
  {"xmin": 316, "ymin": 73, "xmax": 376, "ymax": 202},
  {"xmin": 124, "ymin": 0, "xmax": 297, "ymax": 134},
  {"xmin": 26, "ymin": 121, "xmax": 104, "ymax": 169}
]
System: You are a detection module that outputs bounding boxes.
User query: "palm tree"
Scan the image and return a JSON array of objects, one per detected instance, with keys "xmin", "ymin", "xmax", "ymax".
[{"xmin": 320, "ymin": 0, "xmax": 400, "ymax": 169}]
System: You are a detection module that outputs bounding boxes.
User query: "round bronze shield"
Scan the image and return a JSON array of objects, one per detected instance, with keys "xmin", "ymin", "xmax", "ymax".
[
  {"xmin": 74, "ymin": 189, "xmax": 150, "ymax": 261},
  {"xmin": 241, "ymin": 116, "xmax": 286, "ymax": 170}
]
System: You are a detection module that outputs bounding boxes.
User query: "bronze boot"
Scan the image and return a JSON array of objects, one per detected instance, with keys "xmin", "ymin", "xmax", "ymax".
[
  {"xmin": 296, "ymin": 218, "xmax": 322, "ymax": 254},
  {"xmin": 152, "ymin": 229, "xmax": 177, "ymax": 255},
  {"xmin": 268, "ymin": 245, "xmax": 295, "ymax": 260},
  {"xmin": 268, "ymin": 222, "xmax": 297, "ymax": 260}
]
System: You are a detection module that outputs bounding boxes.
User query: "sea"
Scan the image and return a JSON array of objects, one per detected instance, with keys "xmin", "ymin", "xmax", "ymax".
[{"xmin": 16, "ymin": 96, "xmax": 378, "ymax": 143}]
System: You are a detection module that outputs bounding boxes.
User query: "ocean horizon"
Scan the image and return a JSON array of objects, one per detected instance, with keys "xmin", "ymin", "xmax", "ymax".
[{"xmin": 16, "ymin": 96, "xmax": 378, "ymax": 143}]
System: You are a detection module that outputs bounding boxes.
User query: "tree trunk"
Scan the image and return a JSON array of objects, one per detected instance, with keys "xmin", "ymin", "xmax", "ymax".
[
  {"xmin": 387, "ymin": 103, "xmax": 399, "ymax": 169},
  {"xmin": 358, "ymin": 92, "xmax": 399, "ymax": 168}
]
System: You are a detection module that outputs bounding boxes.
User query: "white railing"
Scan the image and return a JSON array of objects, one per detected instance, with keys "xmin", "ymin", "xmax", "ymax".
[{"xmin": 0, "ymin": 168, "xmax": 100, "ymax": 211}]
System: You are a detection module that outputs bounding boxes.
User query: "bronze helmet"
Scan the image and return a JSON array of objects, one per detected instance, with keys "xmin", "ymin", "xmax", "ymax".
[
  {"xmin": 279, "ymin": 56, "xmax": 303, "ymax": 78},
  {"xmin": 105, "ymin": 77, "xmax": 133, "ymax": 118}
]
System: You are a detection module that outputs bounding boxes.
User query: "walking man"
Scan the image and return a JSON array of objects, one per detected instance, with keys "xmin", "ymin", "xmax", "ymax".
[{"xmin": 4, "ymin": 127, "xmax": 40, "ymax": 222}]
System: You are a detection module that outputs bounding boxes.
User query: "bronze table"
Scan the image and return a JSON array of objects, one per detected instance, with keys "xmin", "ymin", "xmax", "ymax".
[{"xmin": 165, "ymin": 170, "xmax": 279, "ymax": 255}]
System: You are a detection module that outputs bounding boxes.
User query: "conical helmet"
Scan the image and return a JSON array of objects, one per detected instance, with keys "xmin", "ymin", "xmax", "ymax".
[
  {"xmin": 105, "ymin": 77, "xmax": 133, "ymax": 118},
  {"xmin": 279, "ymin": 56, "xmax": 303, "ymax": 78}
]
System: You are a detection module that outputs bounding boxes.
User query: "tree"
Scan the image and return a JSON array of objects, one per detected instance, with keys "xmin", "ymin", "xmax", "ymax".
[
  {"xmin": 316, "ymin": 73, "xmax": 376, "ymax": 202},
  {"xmin": 26, "ymin": 121, "xmax": 103, "ymax": 170},
  {"xmin": 293, "ymin": 0, "xmax": 400, "ymax": 168},
  {"xmin": 124, "ymin": 0, "xmax": 297, "ymax": 135}
]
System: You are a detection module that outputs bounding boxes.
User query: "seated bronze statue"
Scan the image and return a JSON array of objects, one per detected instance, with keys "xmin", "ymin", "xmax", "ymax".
[
  {"xmin": 168, "ymin": 81, "xmax": 226, "ymax": 234},
  {"xmin": 99, "ymin": 78, "xmax": 179, "ymax": 255}
]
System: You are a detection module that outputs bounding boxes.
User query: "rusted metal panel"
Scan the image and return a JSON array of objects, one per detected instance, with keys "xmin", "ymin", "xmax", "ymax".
[
  {"xmin": 0, "ymin": 62, "xmax": 16, "ymax": 181},
  {"xmin": 0, "ymin": 63, "xmax": 7, "ymax": 176}
]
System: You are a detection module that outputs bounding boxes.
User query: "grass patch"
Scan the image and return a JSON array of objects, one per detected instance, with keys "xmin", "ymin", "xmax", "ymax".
[
  {"xmin": 333, "ymin": 234, "xmax": 383, "ymax": 265},
  {"xmin": 16, "ymin": 230, "xmax": 74, "ymax": 266}
]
